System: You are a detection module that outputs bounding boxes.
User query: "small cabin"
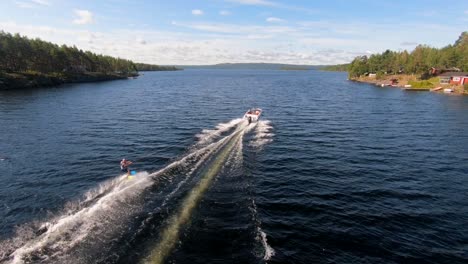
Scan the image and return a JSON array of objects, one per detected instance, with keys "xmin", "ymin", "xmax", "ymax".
[
  {"xmin": 368, "ymin": 73, "xmax": 377, "ymax": 78},
  {"xmin": 438, "ymin": 72, "xmax": 468, "ymax": 85},
  {"xmin": 452, "ymin": 76, "xmax": 468, "ymax": 85}
]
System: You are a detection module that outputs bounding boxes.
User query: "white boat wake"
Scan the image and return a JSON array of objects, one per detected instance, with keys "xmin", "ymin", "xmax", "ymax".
[
  {"xmin": 0, "ymin": 118, "xmax": 274, "ymax": 264},
  {"xmin": 250, "ymin": 120, "xmax": 274, "ymax": 149}
]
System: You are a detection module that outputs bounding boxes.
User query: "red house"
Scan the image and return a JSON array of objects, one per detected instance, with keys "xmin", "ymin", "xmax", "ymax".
[
  {"xmin": 450, "ymin": 74, "xmax": 468, "ymax": 85},
  {"xmin": 439, "ymin": 72, "xmax": 468, "ymax": 85}
]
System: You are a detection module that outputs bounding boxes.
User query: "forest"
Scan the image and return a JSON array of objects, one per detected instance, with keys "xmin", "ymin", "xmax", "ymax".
[
  {"xmin": 347, "ymin": 32, "xmax": 468, "ymax": 78},
  {"xmin": 0, "ymin": 31, "xmax": 137, "ymax": 75},
  {"xmin": 135, "ymin": 63, "xmax": 179, "ymax": 71},
  {"xmin": 0, "ymin": 31, "xmax": 176, "ymax": 89},
  {"xmin": 320, "ymin": 63, "xmax": 349, "ymax": 72}
]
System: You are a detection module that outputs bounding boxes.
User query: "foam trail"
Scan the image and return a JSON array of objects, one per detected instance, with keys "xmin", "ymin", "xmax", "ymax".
[
  {"xmin": 250, "ymin": 199, "xmax": 275, "ymax": 261},
  {"xmin": 6, "ymin": 172, "xmax": 152, "ymax": 264},
  {"xmin": 144, "ymin": 129, "xmax": 245, "ymax": 264},
  {"xmin": 0, "ymin": 118, "xmax": 250, "ymax": 264},
  {"xmin": 160, "ymin": 136, "xmax": 230, "ymax": 207},
  {"xmin": 250, "ymin": 120, "xmax": 274, "ymax": 149},
  {"xmin": 195, "ymin": 118, "xmax": 244, "ymax": 146},
  {"xmin": 259, "ymin": 229, "xmax": 275, "ymax": 261},
  {"xmin": 1, "ymin": 125, "xmax": 237, "ymax": 264}
]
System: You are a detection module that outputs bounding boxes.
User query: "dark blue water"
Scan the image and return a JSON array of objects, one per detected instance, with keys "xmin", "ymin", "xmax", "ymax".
[{"xmin": 0, "ymin": 70, "xmax": 468, "ymax": 264}]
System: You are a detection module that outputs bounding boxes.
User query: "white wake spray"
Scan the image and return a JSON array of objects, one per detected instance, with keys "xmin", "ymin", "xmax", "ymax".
[
  {"xmin": 195, "ymin": 118, "xmax": 244, "ymax": 146},
  {"xmin": 6, "ymin": 172, "xmax": 152, "ymax": 264},
  {"xmin": 250, "ymin": 120, "xmax": 274, "ymax": 149},
  {"xmin": 0, "ymin": 119, "xmax": 248, "ymax": 264},
  {"xmin": 0, "ymin": 118, "xmax": 270, "ymax": 264}
]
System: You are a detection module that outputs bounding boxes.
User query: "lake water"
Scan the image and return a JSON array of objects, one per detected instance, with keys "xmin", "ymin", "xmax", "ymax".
[{"xmin": 0, "ymin": 70, "xmax": 467, "ymax": 264}]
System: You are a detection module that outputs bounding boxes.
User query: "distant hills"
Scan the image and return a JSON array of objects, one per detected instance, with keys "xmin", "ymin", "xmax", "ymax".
[{"xmin": 176, "ymin": 63, "xmax": 326, "ymax": 70}]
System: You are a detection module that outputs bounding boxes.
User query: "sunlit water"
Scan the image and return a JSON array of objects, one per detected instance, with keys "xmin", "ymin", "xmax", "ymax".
[{"xmin": 0, "ymin": 70, "xmax": 467, "ymax": 263}]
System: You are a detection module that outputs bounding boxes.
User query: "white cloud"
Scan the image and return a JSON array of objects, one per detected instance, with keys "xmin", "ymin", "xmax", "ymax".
[
  {"xmin": 31, "ymin": 0, "xmax": 50, "ymax": 5},
  {"xmin": 15, "ymin": 1, "xmax": 35, "ymax": 8},
  {"xmin": 226, "ymin": 0, "xmax": 275, "ymax": 6},
  {"xmin": 266, "ymin": 17, "xmax": 285, "ymax": 23},
  {"xmin": 298, "ymin": 37, "xmax": 365, "ymax": 48},
  {"xmin": 172, "ymin": 21, "xmax": 296, "ymax": 35},
  {"xmin": 400, "ymin": 41, "xmax": 418, "ymax": 46},
  {"xmin": 226, "ymin": 0, "xmax": 317, "ymax": 13},
  {"xmin": 1, "ymin": 18, "xmax": 466, "ymax": 65},
  {"xmin": 136, "ymin": 37, "xmax": 147, "ymax": 45},
  {"xmin": 15, "ymin": 0, "xmax": 49, "ymax": 8},
  {"xmin": 191, "ymin": 9, "xmax": 204, "ymax": 16},
  {"xmin": 77, "ymin": 31, "xmax": 98, "ymax": 43},
  {"xmin": 465, "ymin": 10, "xmax": 468, "ymax": 14},
  {"xmin": 73, "ymin": 10, "xmax": 94, "ymax": 25},
  {"xmin": 219, "ymin": 10, "xmax": 231, "ymax": 16}
]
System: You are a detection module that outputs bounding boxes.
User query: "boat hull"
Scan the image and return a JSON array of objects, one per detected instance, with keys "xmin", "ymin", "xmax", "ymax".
[{"xmin": 244, "ymin": 108, "xmax": 262, "ymax": 123}]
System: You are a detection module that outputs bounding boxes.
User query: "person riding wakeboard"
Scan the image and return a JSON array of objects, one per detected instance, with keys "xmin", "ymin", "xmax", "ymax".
[
  {"xmin": 247, "ymin": 116, "xmax": 252, "ymax": 125},
  {"xmin": 120, "ymin": 158, "xmax": 133, "ymax": 175}
]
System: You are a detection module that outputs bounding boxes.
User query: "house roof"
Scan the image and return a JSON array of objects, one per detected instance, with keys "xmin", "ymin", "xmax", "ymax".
[{"xmin": 439, "ymin": 72, "xmax": 468, "ymax": 77}]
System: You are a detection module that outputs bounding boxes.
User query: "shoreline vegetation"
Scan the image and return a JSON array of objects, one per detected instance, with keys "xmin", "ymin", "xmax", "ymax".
[
  {"xmin": 135, "ymin": 63, "xmax": 180, "ymax": 71},
  {"xmin": 349, "ymin": 74, "xmax": 467, "ymax": 94},
  {"xmin": 0, "ymin": 31, "xmax": 178, "ymax": 90},
  {"xmin": 323, "ymin": 32, "xmax": 468, "ymax": 95}
]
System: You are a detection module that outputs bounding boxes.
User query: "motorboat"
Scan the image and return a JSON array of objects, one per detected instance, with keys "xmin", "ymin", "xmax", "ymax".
[{"xmin": 244, "ymin": 108, "xmax": 262, "ymax": 123}]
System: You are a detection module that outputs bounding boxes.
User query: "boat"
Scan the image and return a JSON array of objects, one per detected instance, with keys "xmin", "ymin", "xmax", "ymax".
[
  {"xmin": 443, "ymin": 88, "xmax": 453, "ymax": 93},
  {"xmin": 244, "ymin": 108, "xmax": 262, "ymax": 123}
]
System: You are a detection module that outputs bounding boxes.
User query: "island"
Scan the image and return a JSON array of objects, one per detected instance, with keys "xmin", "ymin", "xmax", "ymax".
[{"xmin": 0, "ymin": 31, "xmax": 177, "ymax": 90}]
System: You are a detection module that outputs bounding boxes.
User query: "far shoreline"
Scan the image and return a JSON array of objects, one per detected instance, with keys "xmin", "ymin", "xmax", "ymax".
[{"xmin": 348, "ymin": 74, "xmax": 467, "ymax": 96}]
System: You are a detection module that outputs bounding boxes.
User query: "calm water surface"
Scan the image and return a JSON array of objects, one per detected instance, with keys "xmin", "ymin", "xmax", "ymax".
[{"xmin": 0, "ymin": 70, "xmax": 467, "ymax": 263}]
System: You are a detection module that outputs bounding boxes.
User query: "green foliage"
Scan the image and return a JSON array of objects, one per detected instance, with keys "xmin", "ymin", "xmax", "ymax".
[
  {"xmin": 135, "ymin": 63, "xmax": 179, "ymax": 71},
  {"xmin": 408, "ymin": 78, "xmax": 439, "ymax": 89},
  {"xmin": 348, "ymin": 56, "xmax": 369, "ymax": 78},
  {"xmin": 348, "ymin": 32, "xmax": 468, "ymax": 78},
  {"xmin": 0, "ymin": 31, "xmax": 137, "ymax": 75},
  {"xmin": 376, "ymin": 72, "xmax": 385, "ymax": 80},
  {"xmin": 321, "ymin": 64, "xmax": 349, "ymax": 72}
]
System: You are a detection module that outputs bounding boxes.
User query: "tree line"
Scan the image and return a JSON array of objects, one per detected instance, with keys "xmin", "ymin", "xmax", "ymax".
[
  {"xmin": 0, "ymin": 31, "xmax": 138, "ymax": 75},
  {"xmin": 348, "ymin": 32, "xmax": 468, "ymax": 78},
  {"xmin": 135, "ymin": 63, "xmax": 179, "ymax": 71},
  {"xmin": 320, "ymin": 64, "xmax": 349, "ymax": 72}
]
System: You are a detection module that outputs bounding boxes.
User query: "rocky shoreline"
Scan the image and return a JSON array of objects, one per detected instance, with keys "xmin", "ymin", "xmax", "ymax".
[
  {"xmin": 0, "ymin": 71, "xmax": 139, "ymax": 90},
  {"xmin": 350, "ymin": 74, "xmax": 467, "ymax": 95}
]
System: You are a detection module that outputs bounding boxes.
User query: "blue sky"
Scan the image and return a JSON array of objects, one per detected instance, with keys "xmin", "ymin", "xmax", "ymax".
[{"xmin": 1, "ymin": 0, "xmax": 467, "ymax": 65}]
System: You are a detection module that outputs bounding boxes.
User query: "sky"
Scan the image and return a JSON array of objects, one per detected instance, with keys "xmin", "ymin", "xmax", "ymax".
[{"xmin": 0, "ymin": 0, "xmax": 467, "ymax": 65}]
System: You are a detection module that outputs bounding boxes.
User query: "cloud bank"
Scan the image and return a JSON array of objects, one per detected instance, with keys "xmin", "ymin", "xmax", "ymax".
[{"xmin": 73, "ymin": 10, "xmax": 94, "ymax": 25}]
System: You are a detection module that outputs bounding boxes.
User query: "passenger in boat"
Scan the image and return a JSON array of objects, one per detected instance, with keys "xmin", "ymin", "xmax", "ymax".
[{"xmin": 120, "ymin": 158, "xmax": 133, "ymax": 175}]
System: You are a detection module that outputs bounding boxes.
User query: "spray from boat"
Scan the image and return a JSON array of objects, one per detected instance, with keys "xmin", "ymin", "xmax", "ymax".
[
  {"xmin": 144, "ymin": 127, "xmax": 246, "ymax": 264},
  {"xmin": 0, "ymin": 115, "xmax": 274, "ymax": 264}
]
